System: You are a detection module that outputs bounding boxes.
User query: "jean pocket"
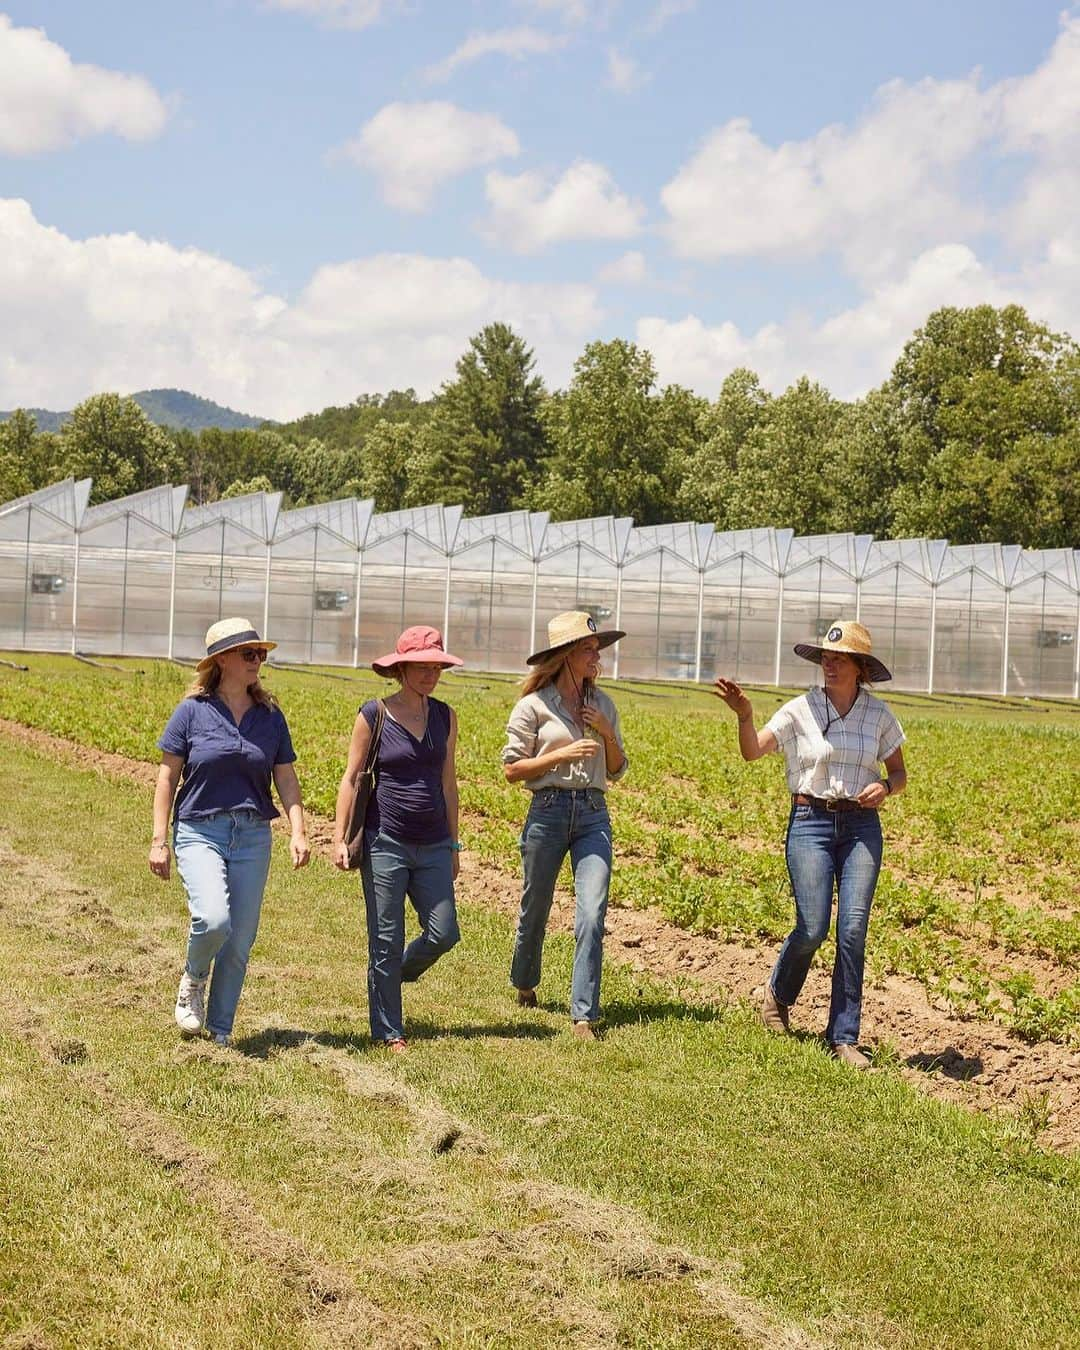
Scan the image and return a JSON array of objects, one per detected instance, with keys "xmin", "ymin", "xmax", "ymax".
[{"xmin": 791, "ymin": 804, "xmax": 812, "ymax": 821}]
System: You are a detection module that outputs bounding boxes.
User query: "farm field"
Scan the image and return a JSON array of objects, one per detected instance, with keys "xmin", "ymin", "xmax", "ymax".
[
  {"xmin": 2, "ymin": 653, "xmax": 1078, "ymax": 1048},
  {"xmin": 1, "ymin": 715, "xmax": 1079, "ymax": 1348}
]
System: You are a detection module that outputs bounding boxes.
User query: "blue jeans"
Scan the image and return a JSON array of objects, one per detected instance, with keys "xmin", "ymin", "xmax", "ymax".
[
  {"xmin": 174, "ymin": 810, "xmax": 273, "ymax": 1038},
  {"xmin": 360, "ymin": 830, "xmax": 460, "ymax": 1043},
  {"xmin": 771, "ymin": 801, "xmax": 883, "ymax": 1046},
  {"xmin": 511, "ymin": 787, "xmax": 612, "ymax": 1023}
]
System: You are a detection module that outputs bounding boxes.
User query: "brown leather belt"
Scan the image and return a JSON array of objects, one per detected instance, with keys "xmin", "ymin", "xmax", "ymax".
[{"xmin": 792, "ymin": 794, "xmax": 866, "ymax": 812}]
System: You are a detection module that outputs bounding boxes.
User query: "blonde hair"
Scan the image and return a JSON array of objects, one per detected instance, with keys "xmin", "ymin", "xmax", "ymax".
[
  {"xmin": 184, "ymin": 659, "xmax": 277, "ymax": 708},
  {"xmin": 521, "ymin": 641, "xmax": 597, "ymax": 698}
]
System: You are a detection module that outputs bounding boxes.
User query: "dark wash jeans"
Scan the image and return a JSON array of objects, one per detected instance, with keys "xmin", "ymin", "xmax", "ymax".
[
  {"xmin": 770, "ymin": 800, "xmax": 883, "ymax": 1046},
  {"xmin": 360, "ymin": 829, "xmax": 460, "ymax": 1043},
  {"xmin": 511, "ymin": 787, "xmax": 612, "ymax": 1023}
]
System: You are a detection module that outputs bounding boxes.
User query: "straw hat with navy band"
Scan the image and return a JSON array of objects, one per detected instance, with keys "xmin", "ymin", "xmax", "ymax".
[
  {"xmin": 196, "ymin": 617, "xmax": 276, "ymax": 672},
  {"xmin": 527, "ymin": 611, "xmax": 625, "ymax": 666},
  {"xmin": 793, "ymin": 620, "xmax": 892, "ymax": 684}
]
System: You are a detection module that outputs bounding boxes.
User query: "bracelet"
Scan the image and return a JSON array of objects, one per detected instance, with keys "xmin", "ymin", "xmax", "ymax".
[
  {"xmin": 450, "ymin": 841, "xmax": 463, "ymax": 852},
  {"xmin": 151, "ymin": 840, "xmax": 170, "ymax": 849}
]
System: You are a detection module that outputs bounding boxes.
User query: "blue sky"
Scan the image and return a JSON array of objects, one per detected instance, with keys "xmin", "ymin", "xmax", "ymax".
[{"xmin": 2, "ymin": 0, "xmax": 1078, "ymax": 418}]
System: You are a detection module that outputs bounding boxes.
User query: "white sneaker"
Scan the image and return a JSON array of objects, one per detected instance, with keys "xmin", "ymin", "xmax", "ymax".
[{"xmin": 174, "ymin": 972, "xmax": 207, "ymax": 1034}]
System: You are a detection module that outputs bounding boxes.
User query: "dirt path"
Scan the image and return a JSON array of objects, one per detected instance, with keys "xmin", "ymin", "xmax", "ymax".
[{"xmin": 3, "ymin": 716, "xmax": 1078, "ymax": 1153}]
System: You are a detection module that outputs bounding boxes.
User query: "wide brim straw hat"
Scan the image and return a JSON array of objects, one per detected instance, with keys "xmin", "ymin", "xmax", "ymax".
[
  {"xmin": 793, "ymin": 619, "xmax": 892, "ymax": 683},
  {"xmin": 372, "ymin": 625, "xmax": 463, "ymax": 676},
  {"xmin": 527, "ymin": 610, "xmax": 626, "ymax": 666},
  {"xmin": 196, "ymin": 617, "xmax": 276, "ymax": 672}
]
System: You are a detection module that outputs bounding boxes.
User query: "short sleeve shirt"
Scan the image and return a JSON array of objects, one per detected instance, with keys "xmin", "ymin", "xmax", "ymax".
[
  {"xmin": 764, "ymin": 687, "xmax": 905, "ymax": 799},
  {"xmin": 158, "ymin": 695, "xmax": 296, "ymax": 822},
  {"xmin": 501, "ymin": 684, "xmax": 628, "ymax": 792}
]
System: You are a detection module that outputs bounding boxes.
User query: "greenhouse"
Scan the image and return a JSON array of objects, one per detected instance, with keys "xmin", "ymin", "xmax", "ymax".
[{"xmin": 1, "ymin": 477, "xmax": 1077, "ymax": 698}]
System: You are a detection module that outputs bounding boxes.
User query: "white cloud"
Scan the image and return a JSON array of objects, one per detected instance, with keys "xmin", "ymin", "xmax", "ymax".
[
  {"xmin": 333, "ymin": 102, "xmax": 520, "ymax": 212},
  {"xmin": 517, "ymin": 0, "xmax": 592, "ymax": 24},
  {"xmin": 661, "ymin": 75, "xmax": 991, "ymax": 277},
  {"xmin": 643, "ymin": 0, "xmax": 697, "ymax": 34},
  {"xmin": 262, "ymin": 0, "xmax": 400, "ymax": 29},
  {"xmin": 605, "ymin": 49, "xmax": 648, "ymax": 93},
  {"xmin": 483, "ymin": 160, "xmax": 645, "ymax": 252},
  {"xmin": 424, "ymin": 27, "xmax": 567, "ymax": 83},
  {"xmin": 0, "ymin": 15, "xmax": 168, "ymax": 156},
  {"xmin": 597, "ymin": 250, "xmax": 647, "ymax": 284},
  {"xmin": 0, "ymin": 198, "xmax": 601, "ymax": 420},
  {"xmin": 638, "ymin": 245, "xmax": 1021, "ymax": 399},
  {"xmin": 999, "ymin": 12, "xmax": 1080, "ymax": 154}
]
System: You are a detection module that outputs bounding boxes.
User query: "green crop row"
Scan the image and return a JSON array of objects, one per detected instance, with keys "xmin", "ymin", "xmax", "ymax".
[{"xmin": 2, "ymin": 653, "xmax": 1077, "ymax": 1043}]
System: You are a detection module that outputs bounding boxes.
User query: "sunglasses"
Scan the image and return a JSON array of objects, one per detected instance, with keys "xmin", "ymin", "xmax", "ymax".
[{"xmin": 237, "ymin": 647, "xmax": 267, "ymax": 662}]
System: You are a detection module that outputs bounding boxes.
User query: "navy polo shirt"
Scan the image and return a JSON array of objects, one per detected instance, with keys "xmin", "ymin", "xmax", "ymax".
[{"xmin": 158, "ymin": 696, "xmax": 296, "ymax": 822}]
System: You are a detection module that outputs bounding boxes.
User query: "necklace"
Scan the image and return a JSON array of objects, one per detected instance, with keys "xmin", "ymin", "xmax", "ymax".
[{"xmin": 389, "ymin": 693, "xmax": 429, "ymax": 742}]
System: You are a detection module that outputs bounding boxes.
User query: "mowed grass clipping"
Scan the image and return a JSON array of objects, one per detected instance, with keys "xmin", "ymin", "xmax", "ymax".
[{"xmin": 1, "ymin": 738, "xmax": 1078, "ymax": 1349}]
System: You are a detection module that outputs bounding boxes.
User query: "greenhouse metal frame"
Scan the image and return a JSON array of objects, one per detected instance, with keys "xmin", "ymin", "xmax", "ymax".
[{"xmin": 1, "ymin": 477, "xmax": 1077, "ymax": 698}]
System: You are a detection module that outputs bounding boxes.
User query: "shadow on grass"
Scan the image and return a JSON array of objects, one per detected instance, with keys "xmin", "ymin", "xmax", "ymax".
[
  {"xmin": 601, "ymin": 995, "xmax": 728, "ymax": 1030},
  {"xmin": 235, "ymin": 1017, "xmax": 557, "ymax": 1058},
  {"xmin": 906, "ymin": 1047, "xmax": 985, "ymax": 1081}
]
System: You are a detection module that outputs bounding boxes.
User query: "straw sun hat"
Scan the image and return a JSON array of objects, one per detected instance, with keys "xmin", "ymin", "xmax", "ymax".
[
  {"xmin": 196, "ymin": 617, "xmax": 276, "ymax": 672},
  {"xmin": 527, "ymin": 610, "xmax": 626, "ymax": 666},
  {"xmin": 793, "ymin": 619, "xmax": 892, "ymax": 683}
]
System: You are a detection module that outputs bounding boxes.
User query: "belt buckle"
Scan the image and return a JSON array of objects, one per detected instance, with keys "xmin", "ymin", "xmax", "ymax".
[{"xmin": 826, "ymin": 798, "xmax": 841, "ymax": 813}]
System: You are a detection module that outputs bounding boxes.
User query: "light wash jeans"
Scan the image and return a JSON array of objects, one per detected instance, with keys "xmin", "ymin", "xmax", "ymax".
[
  {"xmin": 771, "ymin": 801, "xmax": 884, "ymax": 1046},
  {"xmin": 173, "ymin": 809, "xmax": 272, "ymax": 1038},
  {"xmin": 511, "ymin": 787, "xmax": 612, "ymax": 1023},
  {"xmin": 360, "ymin": 830, "xmax": 460, "ymax": 1044}
]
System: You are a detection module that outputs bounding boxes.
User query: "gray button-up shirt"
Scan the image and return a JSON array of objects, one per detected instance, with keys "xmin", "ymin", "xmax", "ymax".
[{"xmin": 501, "ymin": 684, "xmax": 629, "ymax": 792}]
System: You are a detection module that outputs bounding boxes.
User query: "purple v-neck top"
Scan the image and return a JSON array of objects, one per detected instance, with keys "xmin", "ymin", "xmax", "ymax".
[
  {"xmin": 158, "ymin": 695, "xmax": 296, "ymax": 822},
  {"xmin": 361, "ymin": 697, "xmax": 450, "ymax": 844}
]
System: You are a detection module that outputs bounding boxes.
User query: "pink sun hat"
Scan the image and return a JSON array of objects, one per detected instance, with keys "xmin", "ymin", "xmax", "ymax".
[{"xmin": 371, "ymin": 625, "xmax": 464, "ymax": 677}]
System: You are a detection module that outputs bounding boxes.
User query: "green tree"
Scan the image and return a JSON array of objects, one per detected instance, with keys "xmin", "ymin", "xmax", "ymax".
[
  {"xmin": 886, "ymin": 305, "xmax": 1080, "ymax": 545},
  {"xmin": 354, "ymin": 420, "xmax": 423, "ymax": 513},
  {"xmin": 532, "ymin": 339, "xmax": 693, "ymax": 524},
  {"xmin": 407, "ymin": 324, "xmax": 549, "ymax": 515},
  {"xmin": 0, "ymin": 410, "xmax": 58, "ymax": 502},
  {"xmin": 221, "ymin": 474, "xmax": 275, "ymax": 499},
  {"xmin": 57, "ymin": 394, "xmax": 181, "ymax": 504},
  {"xmin": 676, "ymin": 368, "xmax": 771, "ymax": 525}
]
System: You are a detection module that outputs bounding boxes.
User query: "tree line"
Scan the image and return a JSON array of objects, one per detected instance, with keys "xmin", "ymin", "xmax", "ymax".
[{"xmin": 2, "ymin": 304, "xmax": 1077, "ymax": 549}]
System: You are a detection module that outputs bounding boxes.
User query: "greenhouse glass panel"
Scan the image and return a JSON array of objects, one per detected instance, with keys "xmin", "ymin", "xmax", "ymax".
[
  {"xmin": 1006, "ymin": 551, "xmax": 1078, "ymax": 698},
  {"xmin": 618, "ymin": 525, "xmax": 705, "ymax": 682},
  {"xmin": 533, "ymin": 517, "xmax": 626, "ymax": 671},
  {"xmin": 358, "ymin": 506, "xmax": 458, "ymax": 665},
  {"xmin": 701, "ymin": 529, "xmax": 787, "ymax": 684},
  {"xmin": 0, "ymin": 479, "xmax": 88, "ymax": 652},
  {"xmin": 174, "ymin": 493, "xmax": 280, "ymax": 662},
  {"xmin": 931, "ymin": 547, "xmax": 1008, "ymax": 695}
]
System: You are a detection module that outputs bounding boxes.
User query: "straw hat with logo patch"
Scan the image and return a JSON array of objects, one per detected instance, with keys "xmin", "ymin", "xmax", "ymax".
[
  {"xmin": 793, "ymin": 619, "xmax": 892, "ymax": 683},
  {"xmin": 527, "ymin": 610, "xmax": 626, "ymax": 666},
  {"xmin": 196, "ymin": 617, "xmax": 276, "ymax": 672}
]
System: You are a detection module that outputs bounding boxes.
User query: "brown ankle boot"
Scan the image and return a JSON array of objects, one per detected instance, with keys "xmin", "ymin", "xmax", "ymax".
[
  {"xmin": 760, "ymin": 983, "xmax": 790, "ymax": 1034},
  {"xmin": 832, "ymin": 1043, "xmax": 870, "ymax": 1070}
]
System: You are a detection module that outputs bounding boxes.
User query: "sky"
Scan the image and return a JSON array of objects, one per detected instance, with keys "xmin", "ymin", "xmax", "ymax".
[{"xmin": 2, "ymin": 0, "xmax": 1080, "ymax": 420}]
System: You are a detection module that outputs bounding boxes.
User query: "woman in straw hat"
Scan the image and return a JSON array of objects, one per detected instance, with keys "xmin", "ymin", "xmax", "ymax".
[
  {"xmin": 333, "ymin": 626, "xmax": 464, "ymax": 1053},
  {"xmin": 713, "ymin": 620, "xmax": 907, "ymax": 1069},
  {"xmin": 149, "ymin": 618, "xmax": 310, "ymax": 1046},
  {"xmin": 502, "ymin": 611, "xmax": 629, "ymax": 1040}
]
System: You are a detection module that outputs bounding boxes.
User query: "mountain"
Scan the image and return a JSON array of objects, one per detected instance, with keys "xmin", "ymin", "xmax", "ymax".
[{"xmin": 0, "ymin": 388, "xmax": 270, "ymax": 434}]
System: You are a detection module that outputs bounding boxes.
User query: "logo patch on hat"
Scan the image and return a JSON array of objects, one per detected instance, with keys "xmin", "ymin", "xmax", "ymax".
[
  {"xmin": 587, "ymin": 617, "xmax": 597, "ymax": 631},
  {"xmin": 827, "ymin": 626, "xmax": 843, "ymax": 642}
]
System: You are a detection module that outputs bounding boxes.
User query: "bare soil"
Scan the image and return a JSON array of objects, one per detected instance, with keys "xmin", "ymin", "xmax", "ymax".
[{"xmin": 3, "ymin": 716, "xmax": 1078, "ymax": 1153}]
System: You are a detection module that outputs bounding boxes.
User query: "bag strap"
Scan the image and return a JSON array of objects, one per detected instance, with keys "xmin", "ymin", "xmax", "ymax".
[{"xmin": 363, "ymin": 699, "xmax": 386, "ymax": 772}]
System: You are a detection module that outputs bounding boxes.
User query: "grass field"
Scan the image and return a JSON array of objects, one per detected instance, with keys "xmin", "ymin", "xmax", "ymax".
[
  {"xmin": 1, "ymin": 653, "xmax": 1079, "ymax": 1346},
  {"xmin": 2, "ymin": 653, "xmax": 1077, "ymax": 1044},
  {"xmin": 1, "ymin": 729, "xmax": 1079, "ymax": 1349}
]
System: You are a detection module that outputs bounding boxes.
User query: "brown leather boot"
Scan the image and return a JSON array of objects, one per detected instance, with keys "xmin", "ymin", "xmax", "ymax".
[
  {"xmin": 760, "ymin": 983, "xmax": 790, "ymax": 1034},
  {"xmin": 572, "ymin": 1021, "xmax": 597, "ymax": 1042},
  {"xmin": 832, "ymin": 1043, "xmax": 871, "ymax": 1070},
  {"xmin": 516, "ymin": 988, "xmax": 538, "ymax": 1008}
]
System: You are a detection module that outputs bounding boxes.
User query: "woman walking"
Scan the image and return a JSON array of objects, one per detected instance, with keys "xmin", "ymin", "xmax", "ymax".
[
  {"xmin": 333, "ymin": 626, "xmax": 463, "ymax": 1053},
  {"xmin": 714, "ymin": 620, "xmax": 907, "ymax": 1069},
  {"xmin": 150, "ymin": 617, "xmax": 310, "ymax": 1045},
  {"xmin": 502, "ymin": 611, "xmax": 628, "ymax": 1041}
]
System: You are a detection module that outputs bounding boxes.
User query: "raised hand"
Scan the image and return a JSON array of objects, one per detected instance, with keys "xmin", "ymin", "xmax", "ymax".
[{"xmin": 713, "ymin": 676, "xmax": 752, "ymax": 719}]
